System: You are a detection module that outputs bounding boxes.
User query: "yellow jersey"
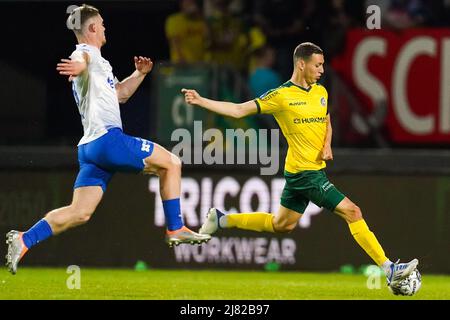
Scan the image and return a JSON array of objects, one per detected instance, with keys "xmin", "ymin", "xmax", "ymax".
[
  {"xmin": 165, "ymin": 13, "xmax": 206, "ymax": 63},
  {"xmin": 255, "ymin": 81, "xmax": 329, "ymax": 173}
]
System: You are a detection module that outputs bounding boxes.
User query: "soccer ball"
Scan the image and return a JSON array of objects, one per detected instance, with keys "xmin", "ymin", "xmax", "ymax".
[{"xmin": 388, "ymin": 269, "xmax": 422, "ymax": 296}]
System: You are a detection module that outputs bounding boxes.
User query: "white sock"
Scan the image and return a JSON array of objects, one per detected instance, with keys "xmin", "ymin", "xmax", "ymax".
[
  {"xmin": 382, "ymin": 260, "xmax": 393, "ymax": 275},
  {"xmin": 218, "ymin": 215, "xmax": 227, "ymax": 228}
]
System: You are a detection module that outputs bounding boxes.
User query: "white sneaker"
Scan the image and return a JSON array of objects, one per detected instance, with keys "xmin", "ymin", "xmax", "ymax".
[
  {"xmin": 5, "ymin": 230, "xmax": 28, "ymax": 275},
  {"xmin": 386, "ymin": 258, "xmax": 419, "ymax": 285},
  {"xmin": 198, "ymin": 208, "xmax": 224, "ymax": 235},
  {"xmin": 165, "ymin": 226, "xmax": 211, "ymax": 248}
]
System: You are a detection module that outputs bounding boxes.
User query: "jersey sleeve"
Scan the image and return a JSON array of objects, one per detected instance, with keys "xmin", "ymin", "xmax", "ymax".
[
  {"xmin": 69, "ymin": 50, "xmax": 86, "ymax": 62},
  {"xmin": 254, "ymin": 88, "xmax": 283, "ymax": 115},
  {"xmin": 69, "ymin": 46, "xmax": 92, "ymax": 67},
  {"xmin": 323, "ymin": 87, "xmax": 329, "ymax": 115}
]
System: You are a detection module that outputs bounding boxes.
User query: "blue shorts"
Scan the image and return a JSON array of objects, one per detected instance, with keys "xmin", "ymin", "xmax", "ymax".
[{"xmin": 74, "ymin": 128, "xmax": 155, "ymax": 192}]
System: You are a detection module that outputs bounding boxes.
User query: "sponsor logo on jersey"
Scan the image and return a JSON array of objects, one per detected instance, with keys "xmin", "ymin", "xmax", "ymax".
[
  {"xmin": 293, "ymin": 117, "xmax": 327, "ymax": 124},
  {"xmin": 320, "ymin": 97, "xmax": 326, "ymax": 106},
  {"xmin": 289, "ymin": 101, "xmax": 307, "ymax": 106},
  {"xmin": 107, "ymin": 76, "xmax": 115, "ymax": 89}
]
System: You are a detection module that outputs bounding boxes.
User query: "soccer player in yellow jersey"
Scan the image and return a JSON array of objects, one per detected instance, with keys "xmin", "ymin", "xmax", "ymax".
[{"xmin": 182, "ymin": 42, "xmax": 419, "ymax": 287}]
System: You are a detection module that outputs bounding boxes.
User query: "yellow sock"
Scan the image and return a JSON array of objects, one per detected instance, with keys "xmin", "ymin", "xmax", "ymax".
[
  {"xmin": 349, "ymin": 219, "xmax": 388, "ymax": 266},
  {"xmin": 224, "ymin": 212, "xmax": 275, "ymax": 233}
]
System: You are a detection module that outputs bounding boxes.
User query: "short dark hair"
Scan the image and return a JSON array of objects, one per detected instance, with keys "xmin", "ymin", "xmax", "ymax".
[
  {"xmin": 67, "ymin": 4, "xmax": 100, "ymax": 35},
  {"xmin": 293, "ymin": 42, "xmax": 323, "ymax": 64}
]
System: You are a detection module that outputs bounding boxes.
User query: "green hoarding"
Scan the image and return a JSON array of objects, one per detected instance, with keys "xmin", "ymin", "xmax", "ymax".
[{"xmin": 154, "ymin": 64, "xmax": 217, "ymax": 146}]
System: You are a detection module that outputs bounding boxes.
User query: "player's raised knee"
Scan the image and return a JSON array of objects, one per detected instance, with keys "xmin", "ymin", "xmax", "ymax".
[
  {"xmin": 345, "ymin": 204, "xmax": 362, "ymax": 222},
  {"xmin": 272, "ymin": 220, "xmax": 296, "ymax": 233},
  {"xmin": 77, "ymin": 213, "xmax": 93, "ymax": 224},
  {"xmin": 168, "ymin": 153, "xmax": 182, "ymax": 171},
  {"xmin": 73, "ymin": 207, "xmax": 95, "ymax": 224}
]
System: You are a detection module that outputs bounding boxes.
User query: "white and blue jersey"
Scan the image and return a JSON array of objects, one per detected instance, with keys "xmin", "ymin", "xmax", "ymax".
[
  {"xmin": 69, "ymin": 44, "xmax": 154, "ymax": 192},
  {"xmin": 70, "ymin": 43, "xmax": 123, "ymax": 146}
]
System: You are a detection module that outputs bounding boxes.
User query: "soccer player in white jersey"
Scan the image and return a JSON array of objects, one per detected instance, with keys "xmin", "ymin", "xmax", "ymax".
[{"xmin": 5, "ymin": 4, "xmax": 210, "ymax": 275}]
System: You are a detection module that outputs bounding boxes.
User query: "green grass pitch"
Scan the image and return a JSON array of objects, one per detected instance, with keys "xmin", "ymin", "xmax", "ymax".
[{"xmin": 1, "ymin": 268, "xmax": 449, "ymax": 300}]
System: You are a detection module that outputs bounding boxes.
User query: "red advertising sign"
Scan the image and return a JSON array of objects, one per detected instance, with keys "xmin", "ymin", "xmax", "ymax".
[{"xmin": 332, "ymin": 29, "xmax": 450, "ymax": 143}]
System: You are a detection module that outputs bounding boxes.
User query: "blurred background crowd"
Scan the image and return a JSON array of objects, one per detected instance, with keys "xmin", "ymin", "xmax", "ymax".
[
  {"xmin": 166, "ymin": 0, "xmax": 449, "ymax": 80},
  {"xmin": 1, "ymin": 0, "xmax": 449, "ymax": 148}
]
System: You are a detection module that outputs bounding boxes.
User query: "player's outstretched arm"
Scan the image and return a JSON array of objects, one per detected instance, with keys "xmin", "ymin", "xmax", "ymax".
[
  {"xmin": 56, "ymin": 52, "xmax": 89, "ymax": 82},
  {"xmin": 116, "ymin": 56, "xmax": 153, "ymax": 104},
  {"xmin": 181, "ymin": 88, "xmax": 257, "ymax": 119}
]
